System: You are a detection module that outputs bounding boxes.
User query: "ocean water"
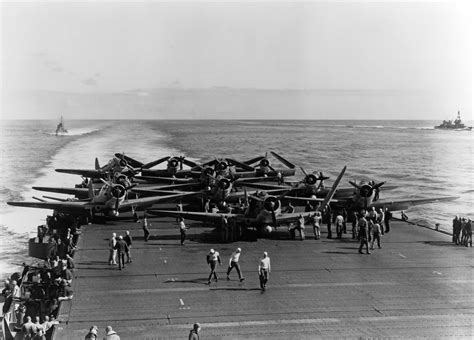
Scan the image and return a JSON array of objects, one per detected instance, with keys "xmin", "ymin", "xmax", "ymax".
[{"xmin": 0, "ymin": 119, "xmax": 472, "ymax": 278}]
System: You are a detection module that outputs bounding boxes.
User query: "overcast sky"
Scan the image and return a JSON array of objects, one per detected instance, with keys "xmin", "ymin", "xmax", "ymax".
[{"xmin": 1, "ymin": 1, "xmax": 472, "ymax": 119}]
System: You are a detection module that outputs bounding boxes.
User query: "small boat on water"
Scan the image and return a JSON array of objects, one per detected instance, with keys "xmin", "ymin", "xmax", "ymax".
[
  {"xmin": 55, "ymin": 116, "xmax": 68, "ymax": 136},
  {"xmin": 434, "ymin": 111, "xmax": 472, "ymax": 131}
]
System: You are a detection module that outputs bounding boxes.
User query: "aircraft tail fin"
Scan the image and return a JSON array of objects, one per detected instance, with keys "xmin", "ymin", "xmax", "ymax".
[
  {"xmin": 88, "ymin": 180, "xmax": 95, "ymax": 199},
  {"xmin": 95, "ymin": 158, "xmax": 100, "ymax": 170}
]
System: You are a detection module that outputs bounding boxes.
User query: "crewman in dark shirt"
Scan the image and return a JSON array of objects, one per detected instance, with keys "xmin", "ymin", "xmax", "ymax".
[{"xmin": 114, "ymin": 235, "xmax": 129, "ymax": 270}]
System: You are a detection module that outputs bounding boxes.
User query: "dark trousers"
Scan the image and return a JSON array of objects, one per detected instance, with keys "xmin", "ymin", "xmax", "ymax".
[
  {"xmin": 385, "ymin": 220, "xmax": 390, "ymax": 233},
  {"xmin": 327, "ymin": 224, "xmax": 332, "ymax": 238},
  {"xmin": 208, "ymin": 261, "xmax": 218, "ymax": 282},
  {"xmin": 227, "ymin": 261, "xmax": 243, "ymax": 279},
  {"xmin": 336, "ymin": 223, "xmax": 343, "ymax": 239},
  {"xmin": 118, "ymin": 252, "xmax": 125, "ymax": 269},
  {"xmin": 180, "ymin": 230, "xmax": 186, "ymax": 245},
  {"xmin": 359, "ymin": 238, "xmax": 369, "ymax": 254},
  {"xmin": 143, "ymin": 227, "xmax": 150, "ymax": 241},
  {"xmin": 259, "ymin": 269, "xmax": 269, "ymax": 289}
]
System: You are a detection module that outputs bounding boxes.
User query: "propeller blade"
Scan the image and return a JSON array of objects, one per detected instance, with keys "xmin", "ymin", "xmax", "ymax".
[
  {"xmin": 182, "ymin": 158, "xmax": 198, "ymax": 168},
  {"xmin": 268, "ymin": 165, "xmax": 276, "ymax": 172},
  {"xmin": 373, "ymin": 181, "xmax": 385, "ymax": 190},
  {"xmin": 300, "ymin": 166, "xmax": 309, "ymax": 177},
  {"xmin": 349, "ymin": 181, "xmax": 361, "ymax": 189}
]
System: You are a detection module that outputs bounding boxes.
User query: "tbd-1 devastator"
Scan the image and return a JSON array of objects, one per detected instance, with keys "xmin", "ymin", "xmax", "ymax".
[
  {"xmin": 146, "ymin": 166, "xmax": 347, "ymax": 237},
  {"xmin": 7, "ymin": 179, "xmax": 195, "ymax": 218},
  {"xmin": 134, "ymin": 151, "xmax": 296, "ymax": 183},
  {"xmin": 55, "ymin": 155, "xmax": 165, "ymax": 179},
  {"xmin": 287, "ymin": 178, "xmax": 457, "ymax": 213}
]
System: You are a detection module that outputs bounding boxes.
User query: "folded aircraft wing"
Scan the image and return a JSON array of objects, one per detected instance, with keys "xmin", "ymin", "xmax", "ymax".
[
  {"xmin": 369, "ymin": 196, "xmax": 459, "ymax": 211},
  {"xmin": 32, "ymin": 186, "xmax": 91, "ymax": 198},
  {"xmin": 55, "ymin": 168, "xmax": 103, "ymax": 178},
  {"xmin": 7, "ymin": 200, "xmax": 92, "ymax": 213}
]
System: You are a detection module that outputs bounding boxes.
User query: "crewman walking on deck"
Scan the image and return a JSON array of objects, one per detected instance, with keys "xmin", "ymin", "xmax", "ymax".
[
  {"xmin": 206, "ymin": 249, "xmax": 221, "ymax": 284},
  {"xmin": 358, "ymin": 212, "xmax": 370, "ymax": 254},
  {"xmin": 114, "ymin": 235, "xmax": 129, "ymax": 270},
  {"xmin": 258, "ymin": 251, "xmax": 271, "ymax": 291},
  {"xmin": 227, "ymin": 247, "xmax": 244, "ymax": 281},
  {"xmin": 124, "ymin": 231, "xmax": 132, "ymax": 263},
  {"xmin": 108, "ymin": 233, "xmax": 117, "ymax": 265},
  {"xmin": 143, "ymin": 214, "xmax": 151, "ymax": 242},
  {"xmin": 178, "ymin": 217, "xmax": 188, "ymax": 245}
]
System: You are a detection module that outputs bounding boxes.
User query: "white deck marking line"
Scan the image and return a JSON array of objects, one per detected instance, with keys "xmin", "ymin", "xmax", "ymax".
[
  {"xmin": 158, "ymin": 314, "xmax": 472, "ymax": 330},
  {"xmin": 179, "ymin": 299, "xmax": 184, "ymax": 306},
  {"xmin": 398, "ymin": 253, "xmax": 407, "ymax": 258},
  {"xmin": 432, "ymin": 271, "xmax": 442, "ymax": 275},
  {"xmin": 91, "ymin": 279, "xmax": 474, "ymax": 295}
]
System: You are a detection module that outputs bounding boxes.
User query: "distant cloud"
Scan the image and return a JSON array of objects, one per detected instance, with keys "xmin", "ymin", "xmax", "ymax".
[
  {"xmin": 94, "ymin": 73, "xmax": 100, "ymax": 78},
  {"xmin": 52, "ymin": 67, "xmax": 63, "ymax": 73},
  {"xmin": 82, "ymin": 78, "xmax": 97, "ymax": 86}
]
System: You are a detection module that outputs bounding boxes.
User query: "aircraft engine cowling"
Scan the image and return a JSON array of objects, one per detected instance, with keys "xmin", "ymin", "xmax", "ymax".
[
  {"xmin": 359, "ymin": 184, "xmax": 374, "ymax": 198},
  {"xmin": 263, "ymin": 196, "xmax": 280, "ymax": 212},
  {"xmin": 216, "ymin": 161, "xmax": 228, "ymax": 171},
  {"xmin": 305, "ymin": 174, "xmax": 318, "ymax": 185},
  {"xmin": 94, "ymin": 205, "xmax": 102, "ymax": 212},
  {"xmin": 260, "ymin": 159, "xmax": 270, "ymax": 167},
  {"xmin": 111, "ymin": 185, "xmax": 126, "ymax": 199},
  {"xmin": 169, "ymin": 159, "xmax": 179, "ymax": 168},
  {"xmin": 119, "ymin": 159, "xmax": 128, "ymax": 168}
]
